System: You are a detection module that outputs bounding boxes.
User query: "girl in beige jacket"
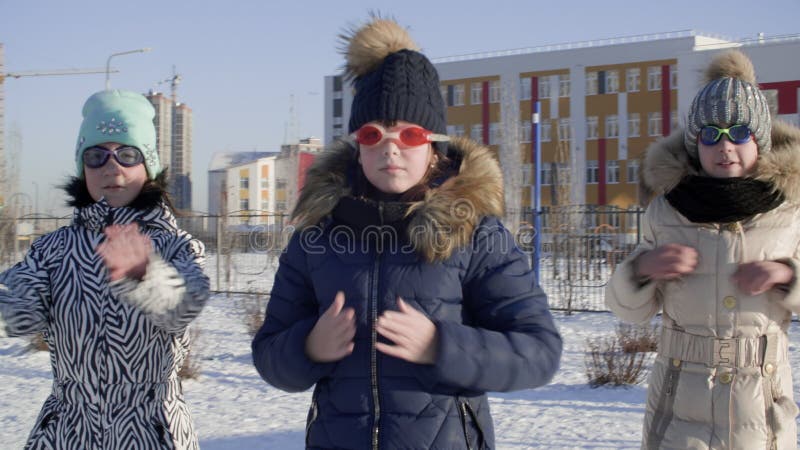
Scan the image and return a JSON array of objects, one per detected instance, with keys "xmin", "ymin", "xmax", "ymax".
[{"xmin": 606, "ymin": 50, "xmax": 800, "ymax": 449}]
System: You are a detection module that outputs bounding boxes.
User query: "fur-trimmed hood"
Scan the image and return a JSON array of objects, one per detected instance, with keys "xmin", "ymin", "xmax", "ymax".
[
  {"xmin": 292, "ymin": 136, "xmax": 505, "ymax": 261},
  {"xmin": 640, "ymin": 120, "xmax": 800, "ymax": 206}
]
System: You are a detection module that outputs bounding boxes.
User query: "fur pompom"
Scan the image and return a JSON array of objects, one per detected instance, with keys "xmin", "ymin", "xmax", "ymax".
[
  {"xmin": 703, "ymin": 49, "xmax": 758, "ymax": 84},
  {"xmin": 340, "ymin": 17, "xmax": 419, "ymax": 79}
]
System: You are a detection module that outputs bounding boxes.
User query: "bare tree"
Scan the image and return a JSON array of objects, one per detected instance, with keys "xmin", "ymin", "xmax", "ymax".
[{"xmin": 499, "ymin": 78, "xmax": 522, "ymax": 233}]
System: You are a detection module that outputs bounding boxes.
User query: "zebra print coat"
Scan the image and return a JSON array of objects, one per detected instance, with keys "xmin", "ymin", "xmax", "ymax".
[{"xmin": 0, "ymin": 199, "xmax": 210, "ymax": 449}]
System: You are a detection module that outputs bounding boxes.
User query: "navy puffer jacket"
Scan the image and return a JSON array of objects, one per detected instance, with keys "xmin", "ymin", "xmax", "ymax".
[{"xmin": 252, "ymin": 137, "xmax": 562, "ymax": 449}]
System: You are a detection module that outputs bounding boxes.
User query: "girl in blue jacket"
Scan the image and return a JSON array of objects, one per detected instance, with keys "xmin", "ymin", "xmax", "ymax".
[{"xmin": 252, "ymin": 17, "xmax": 562, "ymax": 450}]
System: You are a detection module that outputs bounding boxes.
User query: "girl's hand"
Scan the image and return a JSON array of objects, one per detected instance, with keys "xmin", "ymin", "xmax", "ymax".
[
  {"xmin": 733, "ymin": 261, "xmax": 794, "ymax": 295},
  {"xmin": 376, "ymin": 297, "xmax": 438, "ymax": 365},
  {"xmin": 634, "ymin": 243, "xmax": 698, "ymax": 281},
  {"xmin": 305, "ymin": 291, "xmax": 356, "ymax": 362},
  {"xmin": 96, "ymin": 223, "xmax": 151, "ymax": 281}
]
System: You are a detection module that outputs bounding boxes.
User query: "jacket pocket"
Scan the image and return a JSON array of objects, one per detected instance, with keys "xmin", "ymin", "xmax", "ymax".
[
  {"xmin": 763, "ymin": 375, "xmax": 798, "ymax": 448},
  {"xmin": 25, "ymin": 399, "xmax": 62, "ymax": 447},
  {"xmin": 458, "ymin": 398, "xmax": 486, "ymax": 450},
  {"xmin": 305, "ymin": 396, "xmax": 319, "ymax": 447},
  {"xmin": 646, "ymin": 360, "xmax": 682, "ymax": 450},
  {"xmin": 150, "ymin": 416, "xmax": 175, "ymax": 449}
]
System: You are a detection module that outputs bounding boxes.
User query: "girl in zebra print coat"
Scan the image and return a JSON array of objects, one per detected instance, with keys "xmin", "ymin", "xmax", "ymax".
[{"xmin": 0, "ymin": 90, "xmax": 210, "ymax": 449}]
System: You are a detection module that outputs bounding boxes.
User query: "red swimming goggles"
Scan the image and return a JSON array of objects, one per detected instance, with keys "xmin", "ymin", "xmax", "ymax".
[{"xmin": 351, "ymin": 124, "xmax": 449, "ymax": 147}]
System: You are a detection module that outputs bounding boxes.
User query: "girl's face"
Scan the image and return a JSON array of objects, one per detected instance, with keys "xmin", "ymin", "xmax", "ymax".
[
  {"xmin": 84, "ymin": 142, "xmax": 147, "ymax": 207},
  {"xmin": 697, "ymin": 124, "xmax": 759, "ymax": 178},
  {"xmin": 356, "ymin": 121, "xmax": 438, "ymax": 195}
]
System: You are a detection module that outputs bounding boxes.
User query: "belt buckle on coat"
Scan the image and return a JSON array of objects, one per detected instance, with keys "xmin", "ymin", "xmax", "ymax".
[{"xmin": 713, "ymin": 338, "xmax": 738, "ymax": 367}]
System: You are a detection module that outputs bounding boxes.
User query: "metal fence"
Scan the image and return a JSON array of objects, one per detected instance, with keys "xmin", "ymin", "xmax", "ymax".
[
  {"xmin": 523, "ymin": 206, "xmax": 644, "ymax": 312},
  {"xmin": 0, "ymin": 206, "xmax": 644, "ymax": 313}
]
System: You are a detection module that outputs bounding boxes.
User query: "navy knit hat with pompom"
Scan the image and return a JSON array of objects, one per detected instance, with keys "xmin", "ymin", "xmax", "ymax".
[{"xmin": 341, "ymin": 18, "xmax": 448, "ymax": 154}]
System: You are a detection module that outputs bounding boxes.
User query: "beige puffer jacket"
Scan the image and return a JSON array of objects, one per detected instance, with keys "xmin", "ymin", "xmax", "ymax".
[{"xmin": 606, "ymin": 120, "xmax": 800, "ymax": 449}]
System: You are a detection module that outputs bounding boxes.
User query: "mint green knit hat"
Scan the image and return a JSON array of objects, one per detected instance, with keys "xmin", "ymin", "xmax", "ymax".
[{"xmin": 75, "ymin": 89, "xmax": 160, "ymax": 179}]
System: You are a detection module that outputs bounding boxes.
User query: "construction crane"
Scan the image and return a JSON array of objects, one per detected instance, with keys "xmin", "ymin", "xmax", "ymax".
[
  {"xmin": 154, "ymin": 65, "xmax": 182, "ymax": 103},
  {"xmin": 0, "ymin": 67, "xmax": 118, "ymax": 84}
]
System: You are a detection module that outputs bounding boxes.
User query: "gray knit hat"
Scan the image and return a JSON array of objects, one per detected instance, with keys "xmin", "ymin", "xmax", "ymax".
[{"xmin": 684, "ymin": 50, "xmax": 771, "ymax": 158}]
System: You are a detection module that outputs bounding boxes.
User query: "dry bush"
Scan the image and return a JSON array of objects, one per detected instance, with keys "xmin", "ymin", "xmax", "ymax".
[
  {"xmin": 616, "ymin": 322, "xmax": 659, "ymax": 354},
  {"xmin": 27, "ymin": 332, "xmax": 49, "ymax": 352},
  {"xmin": 584, "ymin": 334, "xmax": 650, "ymax": 387},
  {"xmin": 242, "ymin": 294, "xmax": 269, "ymax": 338},
  {"xmin": 178, "ymin": 327, "xmax": 202, "ymax": 380}
]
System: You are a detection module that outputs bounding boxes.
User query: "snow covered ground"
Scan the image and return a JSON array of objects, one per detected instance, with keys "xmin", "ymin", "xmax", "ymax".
[{"xmin": 1, "ymin": 292, "xmax": 798, "ymax": 449}]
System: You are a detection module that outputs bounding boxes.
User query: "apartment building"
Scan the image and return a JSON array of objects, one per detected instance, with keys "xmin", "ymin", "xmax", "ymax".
[{"xmin": 325, "ymin": 31, "xmax": 800, "ymax": 210}]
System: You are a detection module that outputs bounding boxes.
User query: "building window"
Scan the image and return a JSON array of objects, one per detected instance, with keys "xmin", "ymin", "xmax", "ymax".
[
  {"xmin": 627, "ymin": 159, "xmax": 639, "ymax": 183},
  {"xmin": 489, "ymin": 122, "xmax": 501, "ymax": 145},
  {"xmin": 471, "ymin": 82, "xmax": 482, "ymax": 105},
  {"xmin": 647, "ymin": 67, "xmax": 662, "ymax": 91},
  {"xmin": 586, "ymin": 160, "xmax": 599, "ymax": 184},
  {"xmin": 333, "ymin": 98, "xmax": 342, "ymax": 116},
  {"xmin": 607, "ymin": 212, "xmax": 621, "ymax": 228},
  {"xmin": 240, "ymin": 177, "xmax": 249, "ymax": 189},
  {"xmin": 489, "ymin": 80, "xmax": 501, "ymax": 103},
  {"xmin": 471, "ymin": 124, "xmax": 483, "ymax": 141},
  {"xmin": 559, "ymin": 74, "xmax": 570, "ymax": 97},
  {"xmin": 648, "ymin": 112, "xmax": 663, "ymax": 136},
  {"xmin": 276, "ymin": 201, "xmax": 287, "ymax": 212},
  {"xmin": 519, "ymin": 77, "xmax": 531, "ymax": 100},
  {"xmin": 538, "ymin": 77, "xmax": 551, "ymax": 99},
  {"xmin": 333, "ymin": 75, "xmax": 343, "ymax": 91},
  {"xmin": 520, "ymin": 120, "xmax": 531, "ymax": 142},
  {"xmin": 586, "ymin": 116, "xmax": 599, "ymax": 140},
  {"xmin": 558, "ymin": 118, "xmax": 572, "ymax": 141},
  {"xmin": 626, "ymin": 68, "xmax": 640, "ymax": 92},
  {"xmin": 453, "ymin": 84, "xmax": 465, "ymax": 106},
  {"xmin": 446, "ymin": 124, "xmax": 465, "ymax": 137},
  {"xmin": 605, "ymin": 71, "xmax": 619, "ymax": 94},
  {"xmin": 239, "ymin": 198, "xmax": 249, "ymax": 210},
  {"xmin": 628, "ymin": 113, "xmax": 641, "ymax": 137},
  {"xmin": 605, "ymin": 115, "xmax": 619, "ymax": 138},
  {"xmin": 260, "ymin": 179, "xmax": 268, "ymax": 189},
  {"xmin": 521, "ymin": 164, "xmax": 532, "ymax": 185},
  {"xmin": 541, "ymin": 120, "xmax": 552, "ymax": 142},
  {"xmin": 446, "ymin": 84, "xmax": 465, "ymax": 106},
  {"xmin": 261, "ymin": 201, "xmax": 270, "ymax": 211},
  {"xmin": 670, "ymin": 64, "xmax": 677, "ymax": 90},
  {"xmin": 671, "ymin": 111, "xmax": 679, "ymax": 131},
  {"xmin": 540, "ymin": 164, "xmax": 552, "ymax": 185},
  {"xmin": 607, "ymin": 160, "xmax": 620, "ymax": 184},
  {"xmin": 586, "ymin": 71, "xmax": 598, "ymax": 95}
]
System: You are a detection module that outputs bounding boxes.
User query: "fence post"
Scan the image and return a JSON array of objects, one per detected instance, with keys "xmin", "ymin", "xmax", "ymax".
[{"xmin": 215, "ymin": 214, "xmax": 222, "ymax": 295}]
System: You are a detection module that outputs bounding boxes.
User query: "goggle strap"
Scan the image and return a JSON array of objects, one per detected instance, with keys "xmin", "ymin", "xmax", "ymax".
[{"xmin": 427, "ymin": 133, "xmax": 450, "ymax": 142}]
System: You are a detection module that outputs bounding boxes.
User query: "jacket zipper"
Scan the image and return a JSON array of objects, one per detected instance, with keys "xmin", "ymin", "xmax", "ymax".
[
  {"xmin": 371, "ymin": 202, "xmax": 384, "ymax": 450},
  {"xmin": 459, "ymin": 401, "xmax": 473, "ymax": 450}
]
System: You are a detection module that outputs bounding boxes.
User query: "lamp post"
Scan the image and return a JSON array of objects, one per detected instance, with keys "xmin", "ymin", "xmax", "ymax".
[{"xmin": 105, "ymin": 48, "xmax": 152, "ymax": 90}]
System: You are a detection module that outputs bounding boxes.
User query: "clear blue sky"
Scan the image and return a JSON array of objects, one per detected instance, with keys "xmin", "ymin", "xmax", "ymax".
[{"xmin": 2, "ymin": 0, "xmax": 798, "ymax": 214}]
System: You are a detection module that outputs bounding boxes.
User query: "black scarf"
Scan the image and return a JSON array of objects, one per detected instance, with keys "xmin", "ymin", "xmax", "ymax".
[
  {"xmin": 331, "ymin": 196, "xmax": 412, "ymax": 238},
  {"xmin": 665, "ymin": 175, "xmax": 784, "ymax": 223}
]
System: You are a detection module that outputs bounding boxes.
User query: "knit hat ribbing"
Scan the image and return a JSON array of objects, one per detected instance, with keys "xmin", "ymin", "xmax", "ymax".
[
  {"xmin": 76, "ymin": 90, "xmax": 161, "ymax": 179},
  {"xmin": 342, "ymin": 18, "xmax": 448, "ymax": 154},
  {"xmin": 684, "ymin": 50, "xmax": 771, "ymax": 158}
]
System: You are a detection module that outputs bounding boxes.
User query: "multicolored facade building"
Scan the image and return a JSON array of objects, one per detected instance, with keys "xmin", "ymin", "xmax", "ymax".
[{"xmin": 324, "ymin": 31, "xmax": 800, "ymax": 210}]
